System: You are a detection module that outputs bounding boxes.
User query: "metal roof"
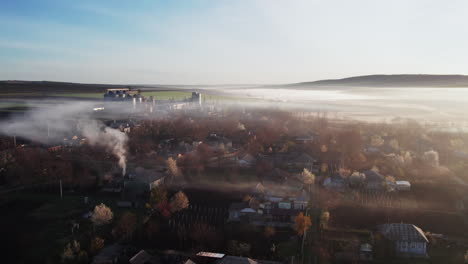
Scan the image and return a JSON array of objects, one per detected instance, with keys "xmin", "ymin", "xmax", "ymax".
[
  {"xmin": 379, "ymin": 223, "xmax": 428, "ymax": 243},
  {"xmin": 196, "ymin": 252, "xmax": 225, "ymax": 258}
]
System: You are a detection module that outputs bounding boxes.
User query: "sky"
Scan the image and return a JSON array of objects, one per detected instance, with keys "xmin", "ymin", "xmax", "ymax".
[{"xmin": 1, "ymin": 0, "xmax": 468, "ymax": 84}]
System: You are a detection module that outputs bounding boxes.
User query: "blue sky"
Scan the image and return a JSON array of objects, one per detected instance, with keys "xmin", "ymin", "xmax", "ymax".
[{"xmin": 1, "ymin": 0, "xmax": 467, "ymax": 84}]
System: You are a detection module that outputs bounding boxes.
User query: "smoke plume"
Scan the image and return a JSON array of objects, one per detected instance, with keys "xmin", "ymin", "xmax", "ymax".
[
  {"xmin": 0, "ymin": 101, "xmax": 128, "ymax": 174},
  {"xmin": 81, "ymin": 120, "xmax": 128, "ymax": 175}
]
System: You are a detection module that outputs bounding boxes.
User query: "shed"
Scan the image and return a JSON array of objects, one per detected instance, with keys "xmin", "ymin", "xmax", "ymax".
[{"xmin": 396, "ymin": 181, "xmax": 411, "ymax": 191}]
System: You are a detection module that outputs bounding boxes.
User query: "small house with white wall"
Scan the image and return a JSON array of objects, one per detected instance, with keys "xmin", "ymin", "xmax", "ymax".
[{"xmin": 395, "ymin": 181, "xmax": 411, "ymax": 191}]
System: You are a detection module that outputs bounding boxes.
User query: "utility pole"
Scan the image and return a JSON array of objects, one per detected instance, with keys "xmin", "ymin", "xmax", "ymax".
[
  {"xmin": 13, "ymin": 135, "xmax": 16, "ymax": 147},
  {"xmin": 59, "ymin": 179, "xmax": 63, "ymax": 199}
]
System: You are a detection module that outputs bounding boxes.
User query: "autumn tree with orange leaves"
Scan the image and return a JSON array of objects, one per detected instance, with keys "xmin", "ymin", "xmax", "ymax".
[{"xmin": 294, "ymin": 212, "xmax": 312, "ymax": 236}]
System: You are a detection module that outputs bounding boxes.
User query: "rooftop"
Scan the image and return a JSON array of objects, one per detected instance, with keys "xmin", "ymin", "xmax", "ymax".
[
  {"xmin": 378, "ymin": 223, "xmax": 429, "ymax": 243},
  {"xmin": 196, "ymin": 252, "xmax": 225, "ymax": 258},
  {"xmin": 216, "ymin": 256, "xmax": 258, "ymax": 264},
  {"xmin": 129, "ymin": 250, "xmax": 156, "ymax": 264}
]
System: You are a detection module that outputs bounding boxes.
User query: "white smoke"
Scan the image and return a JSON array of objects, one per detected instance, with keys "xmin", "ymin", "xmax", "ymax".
[
  {"xmin": 81, "ymin": 120, "xmax": 128, "ymax": 175},
  {"xmin": 423, "ymin": 150, "xmax": 439, "ymax": 167},
  {"xmin": 0, "ymin": 101, "xmax": 128, "ymax": 175}
]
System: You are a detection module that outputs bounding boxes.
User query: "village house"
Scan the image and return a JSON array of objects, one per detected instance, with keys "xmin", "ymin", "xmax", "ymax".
[
  {"xmin": 192, "ymin": 253, "xmax": 281, "ymax": 264},
  {"xmin": 109, "ymin": 120, "xmax": 133, "ymax": 133},
  {"xmin": 206, "ymin": 133, "xmax": 233, "ymax": 151},
  {"xmin": 206, "ymin": 151, "xmax": 240, "ymax": 168},
  {"xmin": 290, "ymin": 190, "xmax": 309, "ymax": 209},
  {"xmin": 228, "ymin": 202, "xmax": 253, "ymax": 222},
  {"xmin": 47, "ymin": 145, "xmax": 62, "ymax": 152},
  {"xmin": 378, "ymin": 223, "xmax": 429, "ymax": 257},
  {"xmin": 395, "ymin": 180, "xmax": 411, "ymax": 191},
  {"xmin": 130, "ymin": 167, "xmax": 166, "ymax": 190},
  {"xmin": 122, "ymin": 169, "xmax": 166, "ymax": 204},
  {"xmin": 238, "ymin": 153, "xmax": 256, "ymax": 168},
  {"xmin": 92, "ymin": 244, "xmax": 131, "ymax": 264},
  {"xmin": 259, "ymin": 168, "xmax": 288, "ymax": 183},
  {"xmin": 129, "ymin": 250, "xmax": 158, "ymax": 264},
  {"xmin": 63, "ymin": 135, "xmax": 85, "ymax": 147},
  {"xmin": 264, "ymin": 152, "xmax": 317, "ymax": 172},
  {"xmin": 101, "ymin": 179, "xmax": 123, "ymax": 193},
  {"xmin": 360, "ymin": 243, "xmax": 373, "ymax": 261},
  {"xmin": 323, "ymin": 172, "xmax": 347, "ymax": 192},
  {"xmin": 293, "ymin": 134, "xmax": 316, "ymax": 145},
  {"xmin": 363, "ymin": 170, "xmax": 385, "ymax": 191},
  {"xmin": 261, "ymin": 176, "xmax": 305, "ymax": 198},
  {"xmin": 287, "ymin": 152, "xmax": 316, "ymax": 171},
  {"xmin": 322, "ymin": 227, "xmax": 373, "ymax": 262},
  {"xmin": 228, "ymin": 186, "xmax": 308, "ymax": 227}
]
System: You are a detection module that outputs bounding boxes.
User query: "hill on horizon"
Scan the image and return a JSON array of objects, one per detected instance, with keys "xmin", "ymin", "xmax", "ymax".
[
  {"xmin": 0, "ymin": 80, "xmax": 133, "ymax": 94},
  {"xmin": 3, "ymin": 74, "xmax": 468, "ymax": 93},
  {"xmin": 289, "ymin": 74, "xmax": 468, "ymax": 88}
]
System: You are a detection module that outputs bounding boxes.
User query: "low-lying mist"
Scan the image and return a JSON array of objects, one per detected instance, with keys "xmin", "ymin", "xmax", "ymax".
[{"xmin": 206, "ymin": 86, "xmax": 468, "ymax": 127}]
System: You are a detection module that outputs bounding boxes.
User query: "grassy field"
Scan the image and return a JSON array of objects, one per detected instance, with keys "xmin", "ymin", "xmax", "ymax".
[
  {"xmin": 0, "ymin": 102, "xmax": 30, "ymax": 108},
  {"xmin": 141, "ymin": 91, "xmax": 192, "ymax": 100},
  {"xmin": 0, "ymin": 91, "xmax": 193, "ymax": 100},
  {"xmin": 52, "ymin": 91, "xmax": 234, "ymax": 101},
  {"xmin": 0, "ymin": 92, "xmax": 44, "ymax": 97},
  {"xmin": 0, "ymin": 90, "xmax": 255, "ymax": 115},
  {"xmin": 0, "ymin": 90, "xmax": 253, "ymax": 101},
  {"xmin": 50, "ymin": 92, "xmax": 103, "ymax": 98},
  {"xmin": 0, "ymin": 92, "xmax": 103, "ymax": 98}
]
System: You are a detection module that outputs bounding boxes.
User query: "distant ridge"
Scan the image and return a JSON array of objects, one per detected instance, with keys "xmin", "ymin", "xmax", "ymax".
[
  {"xmin": 290, "ymin": 74, "xmax": 468, "ymax": 88},
  {"xmin": 3, "ymin": 74, "xmax": 468, "ymax": 91},
  {"xmin": 0, "ymin": 80, "xmax": 128, "ymax": 93}
]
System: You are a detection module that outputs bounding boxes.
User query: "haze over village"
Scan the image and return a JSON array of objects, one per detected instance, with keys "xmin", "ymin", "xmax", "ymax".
[{"xmin": 1, "ymin": 1, "xmax": 468, "ymax": 264}]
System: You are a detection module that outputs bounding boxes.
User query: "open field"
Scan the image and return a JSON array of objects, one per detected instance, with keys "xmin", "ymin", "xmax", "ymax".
[
  {"xmin": 51, "ymin": 92, "xmax": 103, "ymax": 98},
  {"xmin": 141, "ymin": 91, "xmax": 192, "ymax": 100},
  {"xmin": 52, "ymin": 91, "xmax": 193, "ymax": 100},
  {"xmin": 0, "ymin": 90, "xmax": 235, "ymax": 101}
]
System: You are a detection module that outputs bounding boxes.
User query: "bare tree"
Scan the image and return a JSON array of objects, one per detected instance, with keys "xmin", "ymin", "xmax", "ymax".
[
  {"xmin": 302, "ymin": 168, "xmax": 315, "ymax": 184},
  {"xmin": 167, "ymin": 157, "xmax": 181, "ymax": 178},
  {"xmin": 170, "ymin": 191, "xmax": 189, "ymax": 212},
  {"xmin": 89, "ymin": 237, "xmax": 105, "ymax": 254},
  {"xmin": 349, "ymin": 171, "xmax": 366, "ymax": 188},
  {"xmin": 91, "ymin": 203, "xmax": 113, "ymax": 226},
  {"xmin": 302, "ymin": 168, "xmax": 315, "ymax": 192},
  {"xmin": 61, "ymin": 240, "xmax": 87, "ymax": 263},
  {"xmin": 385, "ymin": 175, "xmax": 395, "ymax": 183},
  {"xmin": 150, "ymin": 186, "xmax": 168, "ymax": 209}
]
